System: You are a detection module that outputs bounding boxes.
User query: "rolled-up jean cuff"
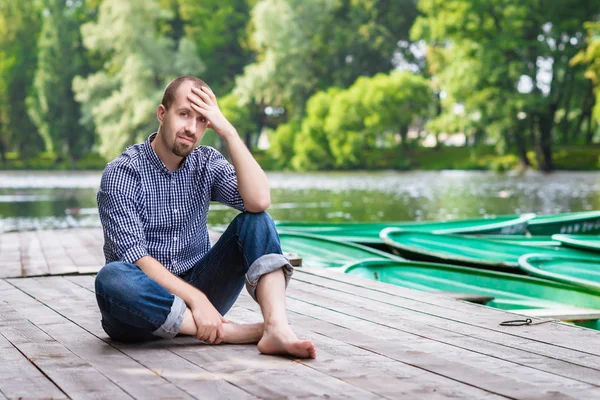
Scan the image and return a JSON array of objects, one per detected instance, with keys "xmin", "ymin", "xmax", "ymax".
[
  {"xmin": 245, "ymin": 254, "xmax": 294, "ymax": 301},
  {"xmin": 152, "ymin": 295, "xmax": 186, "ymax": 339}
]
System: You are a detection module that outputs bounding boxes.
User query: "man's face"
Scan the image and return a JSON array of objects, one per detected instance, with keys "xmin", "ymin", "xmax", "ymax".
[{"xmin": 157, "ymin": 80, "xmax": 209, "ymax": 157}]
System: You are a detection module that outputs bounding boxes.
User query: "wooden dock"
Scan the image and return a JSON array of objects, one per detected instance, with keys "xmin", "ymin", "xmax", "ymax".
[{"xmin": 2, "ymin": 229, "xmax": 600, "ymax": 399}]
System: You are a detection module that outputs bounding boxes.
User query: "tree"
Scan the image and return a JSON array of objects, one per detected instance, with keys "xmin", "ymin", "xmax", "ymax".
[
  {"xmin": 235, "ymin": 0, "xmax": 420, "ymax": 119},
  {"xmin": 572, "ymin": 21, "xmax": 600, "ymax": 144},
  {"xmin": 323, "ymin": 72, "xmax": 431, "ymax": 168},
  {"xmin": 0, "ymin": 1, "xmax": 43, "ymax": 163},
  {"xmin": 290, "ymin": 89, "xmax": 339, "ymax": 171},
  {"xmin": 177, "ymin": 0, "xmax": 254, "ymax": 95},
  {"xmin": 73, "ymin": 0, "xmax": 204, "ymax": 161},
  {"xmin": 27, "ymin": 0, "xmax": 93, "ymax": 162},
  {"xmin": 413, "ymin": 0, "xmax": 600, "ymax": 171}
]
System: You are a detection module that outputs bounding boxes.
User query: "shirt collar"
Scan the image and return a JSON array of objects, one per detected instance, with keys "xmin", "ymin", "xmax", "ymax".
[{"xmin": 143, "ymin": 132, "xmax": 191, "ymax": 174}]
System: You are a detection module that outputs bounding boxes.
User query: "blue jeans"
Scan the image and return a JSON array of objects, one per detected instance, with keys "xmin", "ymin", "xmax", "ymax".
[{"xmin": 94, "ymin": 212, "xmax": 293, "ymax": 342}]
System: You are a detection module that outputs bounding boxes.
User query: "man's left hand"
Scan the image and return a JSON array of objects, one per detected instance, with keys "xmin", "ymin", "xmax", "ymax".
[{"xmin": 188, "ymin": 86, "xmax": 236, "ymax": 139}]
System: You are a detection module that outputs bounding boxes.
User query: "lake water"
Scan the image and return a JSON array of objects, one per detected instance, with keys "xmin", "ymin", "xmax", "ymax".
[{"xmin": 1, "ymin": 170, "xmax": 599, "ymax": 233}]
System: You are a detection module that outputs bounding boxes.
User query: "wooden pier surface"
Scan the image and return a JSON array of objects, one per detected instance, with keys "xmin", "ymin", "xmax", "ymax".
[{"xmin": 2, "ymin": 228, "xmax": 600, "ymax": 399}]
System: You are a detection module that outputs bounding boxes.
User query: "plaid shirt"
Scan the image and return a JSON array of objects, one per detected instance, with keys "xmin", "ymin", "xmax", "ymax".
[{"xmin": 97, "ymin": 133, "xmax": 245, "ymax": 275}]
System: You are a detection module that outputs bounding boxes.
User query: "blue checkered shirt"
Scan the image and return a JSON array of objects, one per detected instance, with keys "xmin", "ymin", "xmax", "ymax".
[{"xmin": 97, "ymin": 133, "xmax": 245, "ymax": 275}]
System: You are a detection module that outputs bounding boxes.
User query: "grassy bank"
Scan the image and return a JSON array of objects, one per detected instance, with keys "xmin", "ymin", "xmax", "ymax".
[{"xmin": 2, "ymin": 145, "xmax": 599, "ymax": 171}]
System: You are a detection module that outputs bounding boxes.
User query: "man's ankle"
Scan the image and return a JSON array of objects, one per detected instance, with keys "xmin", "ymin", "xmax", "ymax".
[{"xmin": 263, "ymin": 319, "xmax": 290, "ymax": 331}]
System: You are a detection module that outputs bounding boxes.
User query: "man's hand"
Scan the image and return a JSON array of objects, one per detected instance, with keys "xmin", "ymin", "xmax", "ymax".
[
  {"xmin": 188, "ymin": 86, "xmax": 235, "ymax": 139},
  {"xmin": 190, "ymin": 294, "xmax": 227, "ymax": 344}
]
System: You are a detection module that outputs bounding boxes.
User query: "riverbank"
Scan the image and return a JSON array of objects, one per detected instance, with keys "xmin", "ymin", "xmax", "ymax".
[{"xmin": 1, "ymin": 145, "xmax": 599, "ymax": 171}]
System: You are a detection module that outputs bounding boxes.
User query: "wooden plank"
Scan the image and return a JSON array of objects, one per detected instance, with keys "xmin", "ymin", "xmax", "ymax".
[
  {"xmin": 0, "ymin": 231, "xmax": 22, "ymax": 278},
  {"xmin": 0, "ymin": 327, "xmax": 67, "ymax": 399},
  {"xmin": 19, "ymin": 231, "xmax": 50, "ymax": 276},
  {"xmin": 296, "ymin": 268, "xmax": 600, "ymax": 358},
  {"xmin": 0, "ymin": 295, "xmax": 132, "ymax": 399},
  {"xmin": 1, "ymin": 278, "xmax": 246, "ymax": 400},
  {"xmin": 36, "ymin": 229, "xmax": 78, "ymax": 275},
  {"xmin": 77, "ymin": 228, "xmax": 106, "ymax": 267},
  {"xmin": 435, "ymin": 291, "xmax": 495, "ymax": 304},
  {"xmin": 63, "ymin": 275, "xmax": 507, "ymax": 400},
  {"xmin": 289, "ymin": 273, "xmax": 600, "ymax": 371},
  {"xmin": 277, "ymin": 280, "xmax": 600, "ymax": 396},
  {"xmin": 61, "ymin": 229, "xmax": 101, "ymax": 271},
  {"xmin": 282, "ymin": 294, "xmax": 598, "ymax": 398},
  {"xmin": 66, "ymin": 275, "xmax": 597, "ymax": 399},
  {"xmin": 223, "ymin": 302, "xmax": 507, "ymax": 400},
  {"xmin": 21, "ymin": 277, "xmax": 386, "ymax": 400},
  {"xmin": 8, "ymin": 277, "xmax": 386, "ymax": 400}
]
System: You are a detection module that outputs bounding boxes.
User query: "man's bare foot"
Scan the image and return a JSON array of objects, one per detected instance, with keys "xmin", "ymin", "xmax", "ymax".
[{"xmin": 257, "ymin": 325, "xmax": 316, "ymax": 359}]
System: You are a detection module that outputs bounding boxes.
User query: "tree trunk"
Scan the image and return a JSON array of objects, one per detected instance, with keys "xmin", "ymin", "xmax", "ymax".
[
  {"xmin": 0, "ymin": 122, "xmax": 6, "ymax": 166},
  {"xmin": 399, "ymin": 125, "xmax": 409, "ymax": 151},
  {"xmin": 514, "ymin": 128, "xmax": 530, "ymax": 167},
  {"xmin": 535, "ymin": 113, "xmax": 554, "ymax": 172},
  {"xmin": 245, "ymin": 130, "xmax": 253, "ymax": 149},
  {"xmin": 0, "ymin": 137, "xmax": 6, "ymax": 166},
  {"xmin": 585, "ymin": 116, "xmax": 596, "ymax": 144}
]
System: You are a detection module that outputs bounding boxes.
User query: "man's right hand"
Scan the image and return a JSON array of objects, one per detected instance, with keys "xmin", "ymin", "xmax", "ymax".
[{"xmin": 190, "ymin": 294, "xmax": 226, "ymax": 344}]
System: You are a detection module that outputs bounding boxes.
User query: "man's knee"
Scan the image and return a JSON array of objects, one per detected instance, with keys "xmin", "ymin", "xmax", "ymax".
[
  {"xmin": 232, "ymin": 211, "xmax": 275, "ymax": 229},
  {"xmin": 95, "ymin": 261, "xmax": 137, "ymax": 297}
]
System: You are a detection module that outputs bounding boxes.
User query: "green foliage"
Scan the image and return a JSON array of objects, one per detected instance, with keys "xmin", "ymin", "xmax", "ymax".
[
  {"xmin": 324, "ymin": 71, "xmax": 431, "ymax": 168},
  {"xmin": 573, "ymin": 21, "xmax": 600, "ymax": 136},
  {"xmin": 0, "ymin": 0, "xmax": 43, "ymax": 161},
  {"xmin": 235, "ymin": 0, "xmax": 420, "ymax": 118},
  {"xmin": 270, "ymin": 71, "xmax": 431, "ymax": 170},
  {"xmin": 178, "ymin": 0, "xmax": 253, "ymax": 95},
  {"xmin": 268, "ymin": 120, "xmax": 300, "ymax": 169},
  {"xmin": 26, "ymin": 0, "xmax": 93, "ymax": 162},
  {"xmin": 219, "ymin": 93, "xmax": 258, "ymax": 148},
  {"xmin": 413, "ymin": 0, "xmax": 600, "ymax": 171},
  {"xmin": 290, "ymin": 89, "xmax": 338, "ymax": 171},
  {"xmin": 73, "ymin": 0, "xmax": 204, "ymax": 161}
]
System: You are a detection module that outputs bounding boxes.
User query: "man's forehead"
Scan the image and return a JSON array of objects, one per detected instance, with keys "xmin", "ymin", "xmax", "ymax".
[{"xmin": 172, "ymin": 81, "xmax": 200, "ymax": 106}]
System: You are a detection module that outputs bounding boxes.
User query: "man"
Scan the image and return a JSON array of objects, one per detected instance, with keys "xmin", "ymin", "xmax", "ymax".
[{"xmin": 95, "ymin": 76, "xmax": 316, "ymax": 359}]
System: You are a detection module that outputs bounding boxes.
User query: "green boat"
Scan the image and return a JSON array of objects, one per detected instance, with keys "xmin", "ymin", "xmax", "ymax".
[
  {"xmin": 380, "ymin": 230, "xmax": 596, "ymax": 270},
  {"xmin": 519, "ymin": 254, "xmax": 600, "ymax": 293},
  {"xmin": 466, "ymin": 235, "xmax": 560, "ymax": 247},
  {"xmin": 552, "ymin": 234, "xmax": 600, "ymax": 253},
  {"xmin": 276, "ymin": 213, "xmax": 535, "ymax": 245},
  {"xmin": 278, "ymin": 232, "xmax": 403, "ymax": 269},
  {"xmin": 527, "ymin": 210, "xmax": 600, "ymax": 235},
  {"xmin": 344, "ymin": 259, "xmax": 600, "ymax": 328}
]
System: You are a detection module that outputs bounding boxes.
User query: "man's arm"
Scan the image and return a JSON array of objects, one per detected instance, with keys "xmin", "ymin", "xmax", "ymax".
[
  {"xmin": 189, "ymin": 86, "xmax": 270, "ymax": 212},
  {"xmin": 223, "ymin": 133, "xmax": 270, "ymax": 212}
]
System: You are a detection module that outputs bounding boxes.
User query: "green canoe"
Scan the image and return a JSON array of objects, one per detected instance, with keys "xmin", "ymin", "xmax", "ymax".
[
  {"xmin": 276, "ymin": 214, "xmax": 535, "ymax": 245},
  {"xmin": 278, "ymin": 232, "xmax": 402, "ymax": 269},
  {"xmin": 344, "ymin": 259, "xmax": 600, "ymax": 327},
  {"xmin": 527, "ymin": 210, "xmax": 600, "ymax": 235},
  {"xmin": 519, "ymin": 254, "xmax": 600, "ymax": 293},
  {"xmin": 381, "ymin": 230, "xmax": 596, "ymax": 270},
  {"xmin": 466, "ymin": 235, "xmax": 560, "ymax": 247},
  {"xmin": 552, "ymin": 234, "xmax": 600, "ymax": 253}
]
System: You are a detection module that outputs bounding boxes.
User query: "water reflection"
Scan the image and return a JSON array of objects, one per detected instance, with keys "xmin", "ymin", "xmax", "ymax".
[{"xmin": 0, "ymin": 170, "xmax": 599, "ymax": 232}]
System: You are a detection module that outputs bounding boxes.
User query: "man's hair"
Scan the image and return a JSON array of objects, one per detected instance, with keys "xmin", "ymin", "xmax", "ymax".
[{"xmin": 161, "ymin": 76, "xmax": 211, "ymax": 110}]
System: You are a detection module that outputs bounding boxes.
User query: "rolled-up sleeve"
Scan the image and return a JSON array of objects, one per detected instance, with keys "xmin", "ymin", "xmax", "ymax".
[
  {"xmin": 208, "ymin": 149, "xmax": 245, "ymax": 212},
  {"xmin": 97, "ymin": 166, "xmax": 148, "ymax": 264}
]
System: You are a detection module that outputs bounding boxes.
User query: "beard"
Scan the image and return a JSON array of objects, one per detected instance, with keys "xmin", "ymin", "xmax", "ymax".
[
  {"xmin": 171, "ymin": 137, "xmax": 196, "ymax": 157},
  {"xmin": 172, "ymin": 139, "xmax": 194, "ymax": 157}
]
